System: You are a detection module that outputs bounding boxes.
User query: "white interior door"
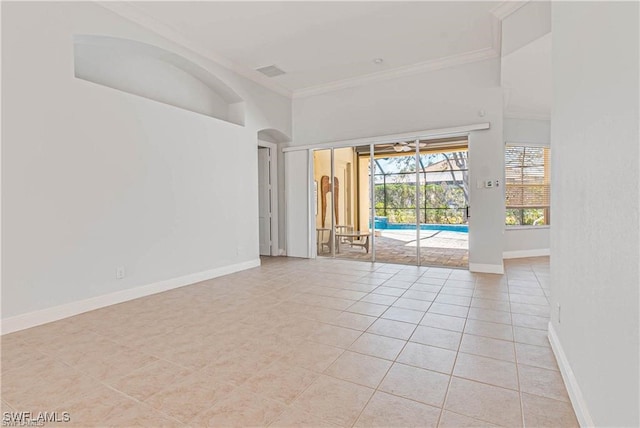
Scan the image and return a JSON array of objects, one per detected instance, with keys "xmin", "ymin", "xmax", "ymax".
[{"xmin": 258, "ymin": 147, "xmax": 271, "ymax": 255}]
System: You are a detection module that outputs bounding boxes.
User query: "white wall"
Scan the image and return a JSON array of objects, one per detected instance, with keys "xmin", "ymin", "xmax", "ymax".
[
  {"xmin": 501, "ymin": 1, "xmax": 551, "ymax": 57},
  {"xmin": 293, "ymin": 59, "xmax": 500, "ymax": 145},
  {"xmin": 291, "ymin": 59, "xmax": 505, "ymax": 271},
  {"xmin": 503, "ymin": 118, "xmax": 550, "ymax": 257},
  {"xmin": 550, "ymin": 2, "xmax": 639, "ymax": 426},
  {"xmin": 504, "ymin": 228, "xmax": 549, "ymax": 258},
  {"xmin": 1, "ymin": 2, "xmax": 291, "ymax": 329},
  {"xmin": 285, "ymin": 150, "xmax": 310, "ymax": 258},
  {"xmin": 504, "ymin": 117, "xmax": 550, "ymax": 144}
]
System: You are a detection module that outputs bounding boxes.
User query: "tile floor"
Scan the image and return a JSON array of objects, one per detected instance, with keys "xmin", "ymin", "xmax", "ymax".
[{"xmin": 1, "ymin": 256, "xmax": 578, "ymax": 427}]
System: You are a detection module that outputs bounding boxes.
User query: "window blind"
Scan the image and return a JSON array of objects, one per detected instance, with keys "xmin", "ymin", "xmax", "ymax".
[{"xmin": 505, "ymin": 146, "xmax": 550, "ymax": 225}]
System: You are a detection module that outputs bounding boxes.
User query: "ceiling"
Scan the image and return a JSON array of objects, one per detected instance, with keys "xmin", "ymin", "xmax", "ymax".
[{"xmin": 126, "ymin": 1, "xmax": 503, "ymax": 95}]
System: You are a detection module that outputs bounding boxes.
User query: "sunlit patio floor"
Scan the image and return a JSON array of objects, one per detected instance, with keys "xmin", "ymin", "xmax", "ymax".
[{"xmin": 322, "ymin": 230, "xmax": 469, "ymax": 268}]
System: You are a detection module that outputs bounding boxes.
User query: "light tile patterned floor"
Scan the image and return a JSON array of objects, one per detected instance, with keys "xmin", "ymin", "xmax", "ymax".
[{"xmin": 1, "ymin": 256, "xmax": 578, "ymax": 427}]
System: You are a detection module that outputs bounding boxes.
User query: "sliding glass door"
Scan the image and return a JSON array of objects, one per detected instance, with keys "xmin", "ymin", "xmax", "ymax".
[
  {"xmin": 313, "ymin": 149, "xmax": 334, "ymax": 257},
  {"xmin": 313, "ymin": 146, "xmax": 372, "ymax": 262},
  {"xmin": 371, "ymin": 142, "xmax": 418, "ymax": 265},
  {"xmin": 418, "ymin": 149, "xmax": 469, "ymax": 268},
  {"xmin": 313, "ymin": 138, "xmax": 469, "ymax": 268}
]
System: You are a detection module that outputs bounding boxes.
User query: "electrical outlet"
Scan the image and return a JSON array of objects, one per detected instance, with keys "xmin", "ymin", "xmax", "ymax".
[
  {"xmin": 116, "ymin": 266, "xmax": 125, "ymax": 280},
  {"xmin": 485, "ymin": 180, "xmax": 494, "ymax": 188}
]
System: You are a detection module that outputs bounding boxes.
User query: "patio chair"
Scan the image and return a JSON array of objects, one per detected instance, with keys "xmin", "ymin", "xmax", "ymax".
[
  {"xmin": 336, "ymin": 225, "xmax": 354, "ymax": 245},
  {"xmin": 316, "ymin": 228, "xmax": 333, "ymax": 254},
  {"xmin": 349, "ymin": 234, "xmax": 370, "ymax": 253}
]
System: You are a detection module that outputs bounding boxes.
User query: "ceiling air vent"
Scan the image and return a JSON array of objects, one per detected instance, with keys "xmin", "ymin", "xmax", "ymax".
[{"xmin": 256, "ymin": 65, "xmax": 286, "ymax": 78}]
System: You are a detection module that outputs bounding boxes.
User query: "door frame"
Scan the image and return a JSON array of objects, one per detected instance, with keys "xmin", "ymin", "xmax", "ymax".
[
  {"xmin": 308, "ymin": 136, "xmax": 471, "ymax": 267},
  {"xmin": 257, "ymin": 140, "xmax": 279, "ymax": 256}
]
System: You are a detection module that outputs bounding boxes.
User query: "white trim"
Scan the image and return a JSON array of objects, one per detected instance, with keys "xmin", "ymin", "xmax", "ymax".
[
  {"xmin": 548, "ymin": 322, "xmax": 595, "ymax": 428},
  {"xmin": 490, "ymin": 1, "xmax": 529, "ymax": 21},
  {"xmin": 468, "ymin": 263, "xmax": 505, "ymax": 274},
  {"xmin": 96, "ymin": 2, "xmax": 506, "ymax": 100},
  {"xmin": 505, "ymin": 225, "xmax": 550, "ymax": 230},
  {"xmin": 307, "ymin": 149, "xmax": 315, "ymax": 259},
  {"xmin": 96, "ymin": 2, "xmax": 291, "ymax": 98},
  {"xmin": 258, "ymin": 140, "xmax": 280, "ymax": 257},
  {"xmin": 283, "ymin": 123, "xmax": 490, "ymax": 153},
  {"xmin": 0, "ymin": 2, "xmax": 3, "ymax": 329},
  {"xmin": 505, "ymin": 141, "xmax": 551, "ymax": 149},
  {"xmin": 1, "ymin": 259, "xmax": 260, "ymax": 335},
  {"xmin": 503, "ymin": 248, "xmax": 550, "ymax": 259},
  {"xmin": 491, "ymin": 13, "xmax": 503, "ymax": 58},
  {"xmin": 293, "ymin": 48, "xmax": 498, "ymax": 99}
]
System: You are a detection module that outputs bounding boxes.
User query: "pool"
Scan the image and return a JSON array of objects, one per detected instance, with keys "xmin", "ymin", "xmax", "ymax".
[
  {"xmin": 372, "ymin": 217, "xmax": 468, "ymax": 233},
  {"xmin": 385, "ymin": 223, "xmax": 468, "ymax": 232}
]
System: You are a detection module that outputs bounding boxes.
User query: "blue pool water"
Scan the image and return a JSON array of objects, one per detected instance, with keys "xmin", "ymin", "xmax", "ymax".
[
  {"xmin": 373, "ymin": 217, "xmax": 468, "ymax": 233},
  {"xmin": 384, "ymin": 223, "xmax": 468, "ymax": 233}
]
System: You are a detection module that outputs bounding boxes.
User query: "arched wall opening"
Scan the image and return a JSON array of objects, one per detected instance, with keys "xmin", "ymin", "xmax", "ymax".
[{"xmin": 73, "ymin": 35, "xmax": 245, "ymax": 125}]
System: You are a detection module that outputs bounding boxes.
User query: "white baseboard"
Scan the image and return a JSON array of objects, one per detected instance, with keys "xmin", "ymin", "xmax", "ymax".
[
  {"xmin": 468, "ymin": 262, "xmax": 504, "ymax": 274},
  {"xmin": 1, "ymin": 259, "xmax": 261, "ymax": 335},
  {"xmin": 548, "ymin": 322, "xmax": 595, "ymax": 427},
  {"xmin": 503, "ymin": 248, "xmax": 550, "ymax": 259}
]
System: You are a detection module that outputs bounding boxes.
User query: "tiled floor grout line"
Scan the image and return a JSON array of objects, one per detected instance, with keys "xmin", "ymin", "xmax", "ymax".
[
  {"xmin": 347, "ymin": 267, "xmax": 439, "ymax": 427},
  {"xmin": 33, "ymin": 347, "xmax": 190, "ymax": 426},
  {"xmin": 301, "ymin": 271, "xmax": 542, "ymax": 366},
  {"xmin": 433, "ymin": 271, "xmax": 537, "ymax": 428},
  {"xmin": 280, "ymin": 266, "xmax": 391, "ymax": 427},
  {"xmin": 433, "ymin": 269, "xmax": 472, "ymax": 427},
  {"xmin": 3, "ymin": 257, "xmax": 568, "ymax": 427},
  {"xmin": 210, "ymin": 281, "xmax": 349, "ymax": 425},
  {"xmin": 505, "ymin": 269, "xmax": 529, "ymax": 428},
  {"xmin": 304, "ymin": 258, "xmax": 552, "ymax": 391},
  {"xmin": 296, "ymin": 267, "xmax": 409, "ymax": 424}
]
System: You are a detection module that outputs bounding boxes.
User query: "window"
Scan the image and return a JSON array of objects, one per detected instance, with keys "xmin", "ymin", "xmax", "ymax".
[{"xmin": 505, "ymin": 145, "xmax": 550, "ymax": 226}]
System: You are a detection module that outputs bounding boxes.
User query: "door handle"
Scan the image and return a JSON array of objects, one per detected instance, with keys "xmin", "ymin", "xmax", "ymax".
[{"xmin": 466, "ymin": 206, "xmax": 470, "ymax": 218}]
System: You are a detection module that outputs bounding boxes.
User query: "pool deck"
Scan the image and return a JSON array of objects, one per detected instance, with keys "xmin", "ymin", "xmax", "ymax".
[{"xmin": 322, "ymin": 229, "xmax": 469, "ymax": 268}]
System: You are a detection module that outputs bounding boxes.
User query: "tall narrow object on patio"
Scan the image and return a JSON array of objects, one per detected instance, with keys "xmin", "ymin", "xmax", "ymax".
[{"xmin": 320, "ymin": 175, "xmax": 339, "ymax": 228}]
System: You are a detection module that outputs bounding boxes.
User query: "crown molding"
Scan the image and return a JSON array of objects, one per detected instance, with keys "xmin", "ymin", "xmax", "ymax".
[
  {"xmin": 97, "ymin": 2, "xmax": 504, "ymax": 100},
  {"xmin": 491, "ymin": 11, "xmax": 503, "ymax": 57},
  {"xmin": 96, "ymin": 1, "xmax": 292, "ymax": 98},
  {"xmin": 490, "ymin": 0, "xmax": 530, "ymax": 21},
  {"xmin": 292, "ymin": 47, "xmax": 498, "ymax": 99}
]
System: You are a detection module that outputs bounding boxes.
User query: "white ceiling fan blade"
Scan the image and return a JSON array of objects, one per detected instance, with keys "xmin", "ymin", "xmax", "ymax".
[
  {"xmin": 406, "ymin": 141, "xmax": 427, "ymax": 149},
  {"xmin": 393, "ymin": 142, "xmax": 408, "ymax": 152}
]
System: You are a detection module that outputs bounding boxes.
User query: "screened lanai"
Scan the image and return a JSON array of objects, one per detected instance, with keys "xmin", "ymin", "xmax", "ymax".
[{"xmin": 314, "ymin": 137, "xmax": 470, "ymax": 268}]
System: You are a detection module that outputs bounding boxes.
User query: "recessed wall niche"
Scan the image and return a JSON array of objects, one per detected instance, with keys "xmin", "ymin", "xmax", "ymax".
[{"xmin": 73, "ymin": 35, "xmax": 245, "ymax": 126}]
